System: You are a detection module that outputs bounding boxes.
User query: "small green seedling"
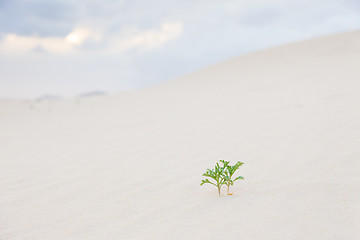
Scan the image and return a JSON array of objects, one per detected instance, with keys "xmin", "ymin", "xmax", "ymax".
[
  {"xmin": 201, "ymin": 160, "xmax": 245, "ymax": 196},
  {"xmin": 200, "ymin": 162, "xmax": 226, "ymax": 196},
  {"xmin": 220, "ymin": 160, "xmax": 244, "ymax": 195}
]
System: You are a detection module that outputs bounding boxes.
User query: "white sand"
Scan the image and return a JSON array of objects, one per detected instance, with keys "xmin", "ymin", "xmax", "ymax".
[{"xmin": 1, "ymin": 31, "xmax": 360, "ymax": 239}]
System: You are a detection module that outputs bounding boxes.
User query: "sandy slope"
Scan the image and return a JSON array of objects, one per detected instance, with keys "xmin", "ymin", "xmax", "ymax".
[{"xmin": 1, "ymin": 30, "xmax": 360, "ymax": 239}]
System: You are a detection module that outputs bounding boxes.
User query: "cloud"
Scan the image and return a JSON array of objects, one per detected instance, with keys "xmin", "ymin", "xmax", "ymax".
[
  {"xmin": 0, "ymin": 0, "xmax": 79, "ymax": 37},
  {"xmin": 110, "ymin": 22, "xmax": 184, "ymax": 53},
  {"xmin": 65, "ymin": 28, "xmax": 101, "ymax": 46},
  {"xmin": 0, "ymin": 22, "xmax": 183, "ymax": 55},
  {"xmin": 31, "ymin": 45, "xmax": 47, "ymax": 53},
  {"xmin": 0, "ymin": 27, "xmax": 101, "ymax": 54},
  {"xmin": 0, "ymin": 34, "xmax": 73, "ymax": 54}
]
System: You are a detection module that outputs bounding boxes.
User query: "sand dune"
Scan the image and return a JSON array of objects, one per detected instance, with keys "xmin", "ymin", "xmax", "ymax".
[{"xmin": 1, "ymin": 31, "xmax": 360, "ymax": 239}]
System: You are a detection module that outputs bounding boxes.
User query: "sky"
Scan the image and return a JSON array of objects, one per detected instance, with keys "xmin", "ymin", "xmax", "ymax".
[{"xmin": 0, "ymin": 0, "xmax": 360, "ymax": 99}]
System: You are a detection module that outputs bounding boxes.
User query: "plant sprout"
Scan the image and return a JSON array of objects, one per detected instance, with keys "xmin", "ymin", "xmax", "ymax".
[
  {"xmin": 200, "ymin": 162, "xmax": 226, "ymax": 196},
  {"xmin": 201, "ymin": 160, "xmax": 245, "ymax": 196},
  {"xmin": 220, "ymin": 160, "xmax": 244, "ymax": 195}
]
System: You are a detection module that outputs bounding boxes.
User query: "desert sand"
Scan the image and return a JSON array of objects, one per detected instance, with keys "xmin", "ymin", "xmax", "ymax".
[{"xmin": 1, "ymin": 30, "xmax": 360, "ymax": 239}]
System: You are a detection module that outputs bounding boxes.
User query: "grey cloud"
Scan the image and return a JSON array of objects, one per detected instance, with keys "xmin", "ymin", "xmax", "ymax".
[
  {"xmin": 26, "ymin": 1, "xmax": 76, "ymax": 21},
  {"xmin": 347, "ymin": 0, "xmax": 360, "ymax": 8},
  {"xmin": 236, "ymin": 7, "xmax": 282, "ymax": 26},
  {"xmin": 0, "ymin": 0, "xmax": 233, "ymax": 37},
  {"xmin": 31, "ymin": 45, "xmax": 47, "ymax": 53},
  {"xmin": 0, "ymin": 0, "xmax": 80, "ymax": 36},
  {"xmin": 0, "ymin": 0, "xmax": 10, "ymax": 7}
]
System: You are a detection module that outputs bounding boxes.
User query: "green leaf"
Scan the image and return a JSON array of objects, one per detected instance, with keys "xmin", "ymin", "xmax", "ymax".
[
  {"xmin": 200, "ymin": 178, "xmax": 217, "ymax": 186},
  {"xmin": 234, "ymin": 176, "xmax": 244, "ymax": 181}
]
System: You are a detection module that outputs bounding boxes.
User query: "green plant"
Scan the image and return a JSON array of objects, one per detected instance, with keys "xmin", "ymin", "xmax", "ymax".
[
  {"xmin": 200, "ymin": 162, "xmax": 226, "ymax": 196},
  {"xmin": 201, "ymin": 160, "xmax": 245, "ymax": 196},
  {"xmin": 220, "ymin": 160, "xmax": 244, "ymax": 195}
]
